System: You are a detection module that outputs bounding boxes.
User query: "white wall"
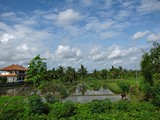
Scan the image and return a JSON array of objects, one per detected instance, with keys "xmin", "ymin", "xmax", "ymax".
[{"xmin": 7, "ymin": 76, "xmax": 17, "ymax": 83}]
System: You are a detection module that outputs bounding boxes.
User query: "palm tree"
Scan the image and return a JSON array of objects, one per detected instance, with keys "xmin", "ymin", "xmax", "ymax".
[
  {"xmin": 101, "ymin": 69, "xmax": 108, "ymax": 80},
  {"xmin": 56, "ymin": 66, "xmax": 65, "ymax": 81},
  {"xmin": 78, "ymin": 64, "xmax": 87, "ymax": 81},
  {"xmin": 93, "ymin": 69, "xmax": 99, "ymax": 79},
  {"xmin": 65, "ymin": 66, "xmax": 77, "ymax": 84},
  {"xmin": 52, "ymin": 68, "xmax": 57, "ymax": 79},
  {"xmin": 118, "ymin": 66, "xmax": 125, "ymax": 79}
]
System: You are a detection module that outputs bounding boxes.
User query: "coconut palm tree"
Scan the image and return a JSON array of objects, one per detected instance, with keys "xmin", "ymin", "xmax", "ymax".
[
  {"xmin": 93, "ymin": 69, "xmax": 100, "ymax": 79},
  {"xmin": 78, "ymin": 64, "xmax": 87, "ymax": 81},
  {"xmin": 101, "ymin": 69, "xmax": 108, "ymax": 80},
  {"xmin": 56, "ymin": 66, "xmax": 65, "ymax": 81},
  {"xmin": 65, "ymin": 66, "xmax": 77, "ymax": 84}
]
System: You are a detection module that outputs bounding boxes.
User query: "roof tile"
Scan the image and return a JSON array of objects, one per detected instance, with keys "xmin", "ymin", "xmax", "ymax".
[{"xmin": 0, "ymin": 64, "xmax": 27, "ymax": 71}]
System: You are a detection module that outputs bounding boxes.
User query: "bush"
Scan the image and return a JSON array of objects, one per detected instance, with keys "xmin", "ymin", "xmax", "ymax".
[
  {"xmin": 0, "ymin": 76, "xmax": 7, "ymax": 83},
  {"xmin": 27, "ymin": 93, "xmax": 49, "ymax": 115},
  {"xmin": 153, "ymin": 94, "xmax": 160, "ymax": 107},
  {"xmin": 49, "ymin": 101, "xmax": 76, "ymax": 119},
  {"xmin": 113, "ymin": 100, "xmax": 129, "ymax": 111},
  {"xmin": 59, "ymin": 86, "xmax": 69, "ymax": 99},
  {"xmin": 45, "ymin": 93, "xmax": 55, "ymax": 103},
  {"xmin": 88, "ymin": 99, "xmax": 112, "ymax": 114},
  {"xmin": 0, "ymin": 96, "xmax": 25, "ymax": 119},
  {"xmin": 117, "ymin": 81, "xmax": 130, "ymax": 94}
]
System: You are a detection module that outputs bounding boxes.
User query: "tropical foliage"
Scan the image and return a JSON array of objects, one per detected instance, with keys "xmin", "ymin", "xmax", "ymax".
[
  {"xmin": 1, "ymin": 43, "xmax": 160, "ymax": 119},
  {"xmin": 140, "ymin": 43, "xmax": 160, "ymax": 103},
  {"xmin": 26, "ymin": 55, "xmax": 47, "ymax": 88},
  {"xmin": 0, "ymin": 96, "xmax": 160, "ymax": 120},
  {"xmin": 0, "ymin": 76, "xmax": 7, "ymax": 84}
]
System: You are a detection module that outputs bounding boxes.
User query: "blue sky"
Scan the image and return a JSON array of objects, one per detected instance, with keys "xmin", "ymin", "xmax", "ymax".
[{"xmin": 0, "ymin": 0, "xmax": 160, "ymax": 71}]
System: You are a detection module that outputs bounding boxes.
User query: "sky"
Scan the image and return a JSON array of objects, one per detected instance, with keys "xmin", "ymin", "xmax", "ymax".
[{"xmin": 0, "ymin": 0, "xmax": 160, "ymax": 71}]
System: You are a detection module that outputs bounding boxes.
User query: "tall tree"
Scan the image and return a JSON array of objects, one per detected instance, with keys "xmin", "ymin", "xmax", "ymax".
[
  {"xmin": 78, "ymin": 64, "xmax": 87, "ymax": 81},
  {"xmin": 93, "ymin": 69, "xmax": 100, "ymax": 79},
  {"xmin": 26, "ymin": 55, "xmax": 47, "ymax": 88},
  {"xmin": 101, "ymin": 69, "xmax": 108, "ymax": 79},
  {"xmin": 141, "ymin": 53, "xmax": 153, "ymax": 85},
  {"xmin": 56, "ymin": 66, "xmax": 65, "ymax": 81},
  {"xmin": 65, "ymin": 66, "xmax": 77, "ymax": 84},
  {"xmin": 141, "ymin": 43, "xmax": 160, "ymax": 103},
  {"xmin": 141, "ymin": 43, "xmax": 160, "ymax": 85}
]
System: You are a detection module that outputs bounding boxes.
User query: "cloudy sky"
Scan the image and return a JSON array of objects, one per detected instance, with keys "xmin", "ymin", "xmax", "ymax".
[{"xmin": 0, "ymin": 0, "xmax": 160, "ymax": 71}]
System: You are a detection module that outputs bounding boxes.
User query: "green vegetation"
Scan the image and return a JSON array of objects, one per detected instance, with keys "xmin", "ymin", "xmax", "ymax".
[
  {"xmin": 27, "ymin": 93, "xmax": 49, "ymax": 115},
  {"xmin": 140, "ymin": 42, "xmax": 160, "ymax": 104},
  {"xmin": 0, "ymin": 76, "xmax": 7, "ymax": 84},
  {"xmin": 26, "ymin": 54, "xmax": 47, "ymax": 88},
  {"xmin": 105, "ymin": 82, "xmax": 122, "ymax": 93},
  {"xmin": 0, "ymin": 42, "xmax": 160, "ymax": 119},
  {"xmin": 0, "ymin": 96, "xmax": 160, "ymax": 119}
]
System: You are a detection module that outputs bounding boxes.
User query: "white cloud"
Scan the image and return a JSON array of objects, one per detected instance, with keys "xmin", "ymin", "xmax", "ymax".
[
  {"xmin": 147, "ymin": 33, "xmax": 160, "ymax": 42},
  {"xmin": 121, "ymin": 1, "xmax": 134, "ymax": 8},
  {"xmin": 43, "ymin": 13, "xmax": 57, "ymax": 20},
  {"xmin": 89, "ymin": 45, "xmax": 138, "ymax": 63},
  {"xmin": 0, "ymin": 11, "xmax": 24, "ymax": 22},
  {"xmin": 22, "ymin": 19, "xmax": 38, "ymax": 26},
  {"xmin": 0, "ymin": 22, "xmax": 12, "ymax": 31},
  {"xmin": 130, "ymin": 56, "xmax": 138, "ymax": 64},
  {"xmin": 55, "ymin": 45, "xmax": 82, "ymax": 60},
  {"xmin": 108, "ymin": 45, "xmax": 137, "ymax": 59},
  {"xmin": 1, "ymin": 12, "xmax": 16, "ymax": 18},
  {"xmin": 81, "ymin": 0, "xmax": 93, "ymax": 7},
  {"xmin": 16, "ymin": 44, "xmax": 29, "ymax": 51},
  {"xmin": 105, "ymin": 0, "xmax": 113, "ymax": 9},
  {"xmin": 133, "ymin": 31, "xmax": 150, "ymax": 40},
  {"xmin": 137, "ymin": 0, "xmax": 160, "ymax": 14},
  {"xmin": 90, "ymin": 46, "xmax": 100, "ymax": 56},
  {"xmin": 85, "ymin": 20, "xmax": 114, "ymax": 32},
  {"xmin": 114, "ymin": 10, "xmax": 131, "ymax": 21},
  {"xmin": 12, "ymin": 24, "xmax": 53, "ymax": 41},
  {"xmin": 0, "ymin": 33, "xmax": 15, "ymax": 44},
  {"xmin": 42, "ymin": 50, "xmax": 54, "ymax": 60},
  {"xmin": 100, "ymin": 31, "xmax": 119, "ymax": 39},
  {"xmin": 0, "ymin": 1, "xmax": 158, "ymax": 70},
  {"xmin": 113, "ymin": 60, "xmax": 122, "ymax": 65},
  {"xmin": 91, "ymin": 53, "xmax": 106, "ymax": 61},
  {"xmin": 57, "ymin": 9, "xmax": 82, "ymax": 25},
  {"xmin": 90, "ymin": 47, "xmax": 106, "ymax": 61},
  {"xmin": 12, "ymin": 44, "xmax": 37, "ymax": 61},
  {"xmin": 0, "ymin": 22, "xmax": 53, "ymax": 67},
  {"xmin": 112, "ymin": 21, "xmax": 130, "ymax": 31}
]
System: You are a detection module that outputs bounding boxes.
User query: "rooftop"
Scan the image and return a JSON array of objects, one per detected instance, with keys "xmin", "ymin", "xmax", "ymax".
[{"xmin": 0, "ymin": 64, "xmax": 27, "ymax": 71}]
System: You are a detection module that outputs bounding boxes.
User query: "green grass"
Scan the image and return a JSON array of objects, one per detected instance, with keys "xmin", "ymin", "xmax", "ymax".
[
  {"xmin": 105, "ymin": 82, "xmax": 122, "ymax": 93},
  {"xmin": 101, "ymin": 77, "xmax": 143, "ymax": 94},
  {"xmin": 102, "ymin": 77, "xmax": 145, "ymax": 102}
]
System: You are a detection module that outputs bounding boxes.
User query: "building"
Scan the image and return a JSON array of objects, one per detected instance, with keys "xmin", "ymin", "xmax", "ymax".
[{"xmin": 0, "ymin": 64, "xmax": 27, "ymax": 83}]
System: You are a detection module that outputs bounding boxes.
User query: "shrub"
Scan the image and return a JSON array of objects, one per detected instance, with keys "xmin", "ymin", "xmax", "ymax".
[
  {"xmin": 59, "ymin": 86, "xmax": 69, "ymax": 99},
  {"xmin": 117, "ymin": 81, "xmax": 130, "ymax": 94},
  {"xmin": 0, "ymin": 76, "xmax": 7, "ymax": 83},
  {"xmin": 49, "ymin": 101, "xmax": 76, "ymax": 119},
  {"xmin": 113, "ymin": 100, "xmax": 129, "ymax": 111},
  {"xmin": 27, "ymin": 93, "xmax": 49, "ymax": 115},
  {"xmin": 45, "ymin": 93, "xmax": 55, "ymax": 103},
  {"xmin": 0, "ymin": 96, "xmax": 25, "ymax": 119},
  {"xmin": 89, "ymin": 99, "xmax": 112, "ymax": 114}
]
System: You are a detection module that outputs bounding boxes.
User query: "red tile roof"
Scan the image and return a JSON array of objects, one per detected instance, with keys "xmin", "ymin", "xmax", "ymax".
[{"xmin": 0, "ymin": 64, "xmax": 27, "ymax": 71}]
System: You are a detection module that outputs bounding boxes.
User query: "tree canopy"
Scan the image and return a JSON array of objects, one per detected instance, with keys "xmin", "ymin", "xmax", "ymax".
[
  {"xmin": 141, "ymin": 42, "xmax": 160, "ymax": 85},
  {"xmin": 26, "ymin": 55, "xmax": 47, "ymax": 88}
]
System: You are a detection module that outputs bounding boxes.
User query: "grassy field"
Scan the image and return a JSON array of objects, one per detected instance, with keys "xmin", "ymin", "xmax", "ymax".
[{"xmin": 102, "ymin": 77, "xmax": 145, "ymax": 102}]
